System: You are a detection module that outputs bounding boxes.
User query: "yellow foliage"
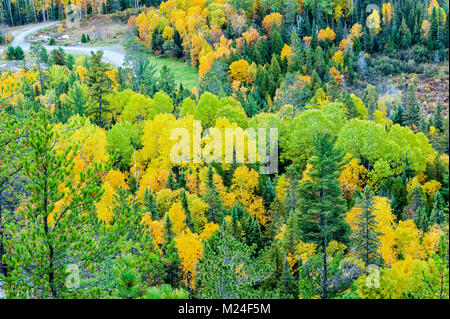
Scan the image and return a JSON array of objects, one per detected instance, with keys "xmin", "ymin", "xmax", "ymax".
[
  {"xmin": 332, "ymin": 50, "xmax": 344, "ymax": 69},
  {"xmin": 141, "ymin": 214, "xmax": 165, "ymax": 246},
  {"xmin": 157, "ymin": 188, "xmax": 179, "ymax": 215},
  {"xmin": 262, "ymin": 12, "xmax": 282, "ymax": 33},
  {"xmin": 175, "ymin": 229, "xmax": 203, "ymax": 289},
  {"xmin": 200, "ymin": 222, "xmax": 219, "ymax": 241},
  {"xmin": 394, "ymin": 220, "xmax": 424, "ymax": 260},
  {"xmin": 367, "ymin": 9, "xmax": 381, "ymax": 34},
  {"xmin": 349, "ymin": 23, "xmax": 363, "ymax": 39},
  {"xmin": 104, "ymin": 169, "xmax": 129, "ymax": 191},
  {"xmin": 329, "ymin": 66, "xmax": 343, "ymax": 86},
  {"xmin": 381, "ymin": 3, "xmax": 393, "ymax": 25},
  {"xmin": 229, "ymin": 59, "xmax": 250, "ymax": 83},
  {"xmin": 422, "ymin": 180, "xmax": 441, "ymax": 200},
  {"xmin": 242, "ymin": 27, "xmax": 260, "ymax": 44},
  {"xmin": 339, "ymin": 156, "xmax": 367, "ymax": 201},
  {"xmin": 421, "ymin": 20, "xmax": 431, "ymax": 39},
  {"xmin": 280, "ymin": 44, "xmax": 293, "ymax": 62},
  {"xmin": 318, "ymin": 27, "xmax": 336, "ymax": 42},
  {"xmin": 162, "ymin": 26, "xmax": 174, "ymax": 40},
  {"xmin": 372, "ymin": 196, "xmax": 397, "ymax": 266},
  {"xmin": 226, "ymin": 166, "xmax": 268, "ymax": 226},
  {"xmin": 422, "ymin": 225, "xmax": 444, "ymax": 254},
  {"xmin": 168, "ymin": 202, "xmax": 186, "ymax": 234},
  {"xmin": 96, "ymin": 182, "xmax": 115, "ymax": 225},
  {"xmin": 275, "ymin": 174, "xmax": 290, "ymax": 203}
]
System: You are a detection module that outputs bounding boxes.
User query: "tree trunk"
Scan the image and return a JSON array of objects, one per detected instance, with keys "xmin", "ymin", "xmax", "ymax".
[{"xmin": 321, "ymin": 213, "xmax": 328, "ymax": 299}]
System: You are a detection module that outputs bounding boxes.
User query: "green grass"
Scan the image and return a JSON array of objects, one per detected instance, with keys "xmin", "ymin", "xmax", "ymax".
[{"xmin": 148, "ymin": 54, "xmax": 199, "ymax": 89}]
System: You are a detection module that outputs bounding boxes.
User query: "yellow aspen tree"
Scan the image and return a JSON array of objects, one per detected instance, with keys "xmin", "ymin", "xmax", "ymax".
[
  {"xmin": 229, "ymin": 59, "xmax": 250, "ymax": 83},
  {"xmin": 168, "ymin": 202, "xmax": 186, "ymax": 234},
  {"xmin": 175, "ymin": 229, "xmax": 203, "ymax": 290}
]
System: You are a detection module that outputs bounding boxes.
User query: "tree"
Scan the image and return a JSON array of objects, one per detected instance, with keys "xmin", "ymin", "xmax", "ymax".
[
  {"xmin": 143, "ymin": 188, "xmax": 160, "ymax": 220},
  {"xmin": 106, "ymin": 121, "xmax": 140, "ymax": 170},
  {"xmin": 30, "ymin": 42, "xmax": 46, "ymax": 94},
  {"xmin": 175, "ymin": 229, "xmax": 203, "ymax": 297},
  {"xmin": 196, "ymin": 227, "xmax": 273, "ymax": 298},
  {"xmin": 180, "ymin": 189, "xmax": 194, "ymax": 231},
  {"xmin": 112, "ymin": 254, "xmax": 143, "ymax": 299},
  {"xmin": 229, "ymin": 59, "xmax": 250, "ymax": 83},
  {"xmin": 158, "ymin": 65, "xmax": 176, "ymax": 99},
  {"xmin": 86, "ymin": 51, "xmax": 113, "ymax": 127},
  {"xmin": 429, "ymin": 191, "xmax": 445, "ymax": 225},
  {"xmin": 2, "ymin": 111, "xmax": 103, "ymax": 298},
  {"xmin": 349, "ymin": 186, "xmax": 381, "ymax": 267},
  {"xmin": 299, "ymin": 241, "xmax": 362, "ymax": 298},
  {"xmin": 124, "ymin": 36, "xmax": 149, "ymax": 92},
  {"xmin": 403, "ymin": 84, "xmax": 420, "ymax": 129},
  {"xmin": 203, "ymin": 165, "xmax": 224, "ymax": 223},
  {"xmin": 49, "ymin": 47, "xmax": 66, "ymax": 66},
  {"xmin": 297, "ymin": 132, "xmax": 350, "ymax": 299},
  {"xmin": 431, "ymin": 103, "xmax": 444, "ymax": 132},
  {"xmin": 392, "ymin": 104, "xmax": 404, "ymax": 125},
  {"xmin": 0, "ymin": 110, "xmax": 31, "ymax": 278}
]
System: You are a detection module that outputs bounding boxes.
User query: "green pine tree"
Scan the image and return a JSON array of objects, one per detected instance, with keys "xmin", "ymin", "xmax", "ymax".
[
  {"xmin": 143, "ymin": 187, "xmax": 160, "ymax": 220},
  {"xmin": 351, "ymin": 186, "xmax": 381, "ymax": 267},
  {"xmin": 297, "ymin": 132, "xmax": 350, "ymax": 299},
  {"xmin": 86, "ymin": 51, "xmax": 113, "ymax": 128},
  {"xmin": 3, "ymin": 110, "xmax": 103, "ymax": 298}
]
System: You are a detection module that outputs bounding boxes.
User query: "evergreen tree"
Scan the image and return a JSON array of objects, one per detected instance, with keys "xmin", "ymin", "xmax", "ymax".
[
  {"xmin": 112, "ymin": 254, "xmax": 143, "ymax": 299},
  {"xmin": 432, "ymin": 103, "xmax": 444, "ymax": 132},
  {"xmin": 270, "ymin": 26, "xmax": 284, "ymax": 56},
  {"xmin": 403, "ymin": 84, "xmax": 420, "ymax": 129},
  {"xmin": 143, "ymin": 187, "xmax": 160, "ymax": 220},
  {"xmin": 163, "ymin": 214, "xmax": 175, "ymax": 247},
  {"xmin": 203, "ymin": 165, "xmax": 223, "ymax": 223},
  {"xmin": 166, "ymin": 171, "xmax": 177, "ymax": 190},
  {"xmin": 391, "ymin": 177, "xmax": 408, "ymax": 219},
  {"xmin": 162, "ymin": 240, "xmax": 183, "ymax": 288},
  {"xmin": 297, "ymin": 132, "xmax": 350, "ymax": 299},
  {"xmin": 177, "ymin": 169, "xmax": 187, "ymax": 189},
  {"xmin": 429, "ymin": 191, "xmax": 445, "ymax": 225},
  {"xmin": 3, "ymin": 111, "xmax": 103, "ymax": 298},
  {"xmin": 196, "ymin": 228, "xmax": 273, "ymax": 298},
  {"xmin": 392, "ymin": 104, "xmax": 404, "ymax": 125},
  {"xmin": 351, "ymin": 186, "xmax": 381, "ymax": 267},
  {"xmin": 180, "ymin": 189, "xmax": 193, "ymax": 231},
  {"xmin": 280, "ymin": 257, "xmax": 298, "ymax": 298},
  {"xmin": 414, "ymin": 206, "xmax": 429, "ymax": 232},
  {"xmin": 86, "ymin": 51, "xmax": 113, "ymax": 127},
  {"xmin": 262, "ymin": 176, "xmax": 275, "ymax": 210}
]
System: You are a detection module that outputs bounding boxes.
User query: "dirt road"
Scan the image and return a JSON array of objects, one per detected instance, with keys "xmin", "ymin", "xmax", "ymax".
[{"xmin": 4, "ymin": 21, "xmax": 125, "ymax": 66}]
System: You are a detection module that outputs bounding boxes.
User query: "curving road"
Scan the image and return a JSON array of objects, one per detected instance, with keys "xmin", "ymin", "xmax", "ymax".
[{"xmin": 7, "ymin": 21, "xmax": 125, "ymax": 66}]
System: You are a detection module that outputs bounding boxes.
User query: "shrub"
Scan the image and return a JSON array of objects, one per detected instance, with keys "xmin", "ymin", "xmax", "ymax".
[
  {"xmin": 6, "ymin": 46, "xmax": 25, "ymax": 60},
  {"xmin": 49, "ymin": 37, "xmax": 56, "ymax": 45},
  {"xmin": 6, "ymin": 46, "xmax": 15, "ymax": 60}
]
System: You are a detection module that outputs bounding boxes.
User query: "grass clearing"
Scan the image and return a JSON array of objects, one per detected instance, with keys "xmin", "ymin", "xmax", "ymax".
[{"xmin": 148, "ymin": 54, "xmax": 199, "ymax": 89}]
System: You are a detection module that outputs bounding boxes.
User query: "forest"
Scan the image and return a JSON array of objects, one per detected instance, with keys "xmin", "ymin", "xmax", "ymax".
[{"xmin": 0, "ymin": 0, "xmax": 449, "ymax": 299}]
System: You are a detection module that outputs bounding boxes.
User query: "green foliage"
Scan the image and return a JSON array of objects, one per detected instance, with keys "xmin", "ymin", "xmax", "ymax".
[
  {"xmin": 196, "ymin": 227, "xmax": 274, "ymax": 298},
  {"xmin": 106, "ymin": 121, "xmax": 140, "ymax": 170},
  {"xmin": 6, "ymin": 46, "xmax": 25, "ymax": 60},
  {"xmin": 2, "ymin": 111, "xmax": 103, "ymax": 298},
  {"xmin": 86, "ymin": 51, "xmax": 113, "ymax": 127}
]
